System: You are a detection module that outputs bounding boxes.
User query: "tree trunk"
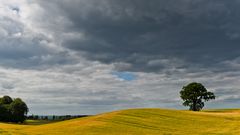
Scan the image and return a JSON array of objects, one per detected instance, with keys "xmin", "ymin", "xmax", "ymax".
[{"xmin": 192, "ymin": 100, "xmax": 197, "ymax": 111}]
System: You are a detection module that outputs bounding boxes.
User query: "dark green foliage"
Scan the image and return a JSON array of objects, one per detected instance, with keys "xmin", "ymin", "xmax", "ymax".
[
  {"xmin": 0, "ymin": 105, "xmax": 9, "ymax": 121},
  {"xmin": 180, "ymin": 82, "xmax": 215, "ymax": 111},
  {"xmin": 0, "ymin": 96, "xmax": 28, "ymax": 123},
  {"xmin": 0, "ymin": 96, "xmax": 13, "ymax": 104},
  {"xmin": 34, "ymin": 115, "xmax": 39, "ymax": 120},
  {"xmin": 10, "ymin": 98, "xmax": 29, "ymax": 123}
]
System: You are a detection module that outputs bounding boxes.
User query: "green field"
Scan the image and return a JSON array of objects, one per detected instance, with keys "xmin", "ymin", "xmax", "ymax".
[{"xmin": 0, "ymin": 108, "xmax": 240, "ymax": 135}]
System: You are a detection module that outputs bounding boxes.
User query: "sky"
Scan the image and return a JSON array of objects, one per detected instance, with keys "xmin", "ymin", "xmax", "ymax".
[{"xmin": 0, "ymin": 0, "xmax": 240, "ymax": 115}]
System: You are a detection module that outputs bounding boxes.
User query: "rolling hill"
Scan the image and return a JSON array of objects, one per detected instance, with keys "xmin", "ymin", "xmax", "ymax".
[{"xmin": 0, "ymin": 108, "xmax": 240, "ymax": 135}]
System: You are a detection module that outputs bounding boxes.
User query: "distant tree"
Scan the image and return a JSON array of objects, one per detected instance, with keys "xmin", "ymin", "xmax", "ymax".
[
  {"xmin": 34, "ymin": 115, "xmax": 39, "ymax": 120},
  {"xmin": 0, "ymin": 96, "xmax": 13, "ymax": 122},
  {"xmin": 180, "ymin": 82, "xmax": 215, "ymax": 111},
  {"xmin": 44, "ymin": 116, "xmax": 48, "ymax": 120},
  {"xmin": 9, "ymin": 98, "xmax": 29, "ymax": 123}
]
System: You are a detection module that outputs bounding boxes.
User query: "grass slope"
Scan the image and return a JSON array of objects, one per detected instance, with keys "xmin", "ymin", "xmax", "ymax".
[{"xmin": 0, "ymin": 108, "xmax": 240, "ymax": 135}]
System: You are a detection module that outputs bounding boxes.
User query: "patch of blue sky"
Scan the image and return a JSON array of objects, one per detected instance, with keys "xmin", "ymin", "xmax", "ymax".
[{"xmin": 112, "ymin": 71, "xmax": 137, "ymax": 81}]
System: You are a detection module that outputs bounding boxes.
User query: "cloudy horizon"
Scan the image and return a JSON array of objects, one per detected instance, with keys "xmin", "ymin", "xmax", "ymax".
[{"xmin": 0, "ymin": 0, "xmax": 240, "ymax": 115}]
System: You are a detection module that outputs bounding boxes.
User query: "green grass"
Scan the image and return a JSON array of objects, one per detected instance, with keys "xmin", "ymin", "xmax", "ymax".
[
  {"xmin": 0, "ymin": 108, "xmax": 240, "ymax": 134},
  {"xmin": 23, "ymin": 120, "xmax": 58, "ymax": 125}
]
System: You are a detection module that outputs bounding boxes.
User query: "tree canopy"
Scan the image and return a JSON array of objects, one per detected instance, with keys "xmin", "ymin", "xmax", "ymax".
[
  {"xmin": 0, "ymin": 95, "xmax": 28, "ymax": 123},
  {"xmin": 180, "ymin": 82, "xmax": 215, "ymax": 111},
  {"xmin": 0, "ymin": 96, "xmax": 13, "ymax": 104}
]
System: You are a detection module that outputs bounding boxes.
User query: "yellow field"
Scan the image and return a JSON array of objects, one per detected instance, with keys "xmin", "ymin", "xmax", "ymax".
[{"xmin": 0, "ymin": 108, "xmax": 240, "ymax": 135}]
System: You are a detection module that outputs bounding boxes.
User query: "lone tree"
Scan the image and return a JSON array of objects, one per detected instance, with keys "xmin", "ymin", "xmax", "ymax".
[{"xmin": 180, "ymin": 82, "xmax": 215, "ymax": 111}]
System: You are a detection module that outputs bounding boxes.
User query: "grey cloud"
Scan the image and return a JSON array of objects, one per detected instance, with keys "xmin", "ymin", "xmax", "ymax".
[
  {"xmin": 0, "ymin": 1, "xmax": 80, "ymax": 70},
  {"xmin": 0, "ymin": 1, "xmax": 240, "ymax": 115},
  {"xmin": 35, "ymin": 0, "xmax": 240, "ymax": 72},
  {"xmin": 1, "ymin": 82, "xmax": 14, "ymax": 90}
]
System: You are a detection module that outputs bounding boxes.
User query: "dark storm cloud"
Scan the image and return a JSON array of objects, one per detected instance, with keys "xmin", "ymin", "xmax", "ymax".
[
  {"xmin": 1, "ymin": 0, "xmax": 240, "ymax": 115},
  {"xmin": 37, "ymin": 0, "xmax": 240, "ymax": 72}
]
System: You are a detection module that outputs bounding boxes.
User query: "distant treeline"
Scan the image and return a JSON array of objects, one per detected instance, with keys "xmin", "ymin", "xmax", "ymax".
[
  {"xmin": 0, "ymin": 95, "xmax": 28, "ymax": 123},
  {"xmin": 27, "ymin": 115, "xmax": 89, "ymax": 121}
]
